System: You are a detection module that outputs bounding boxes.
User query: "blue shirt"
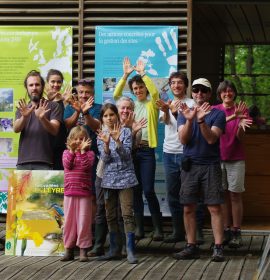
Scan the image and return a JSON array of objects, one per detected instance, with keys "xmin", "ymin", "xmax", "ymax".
[
  {"xmin": 177, "ymin": 108, "xmax": 226, "ymax": 164},
  {"xmin": 64, "ymin": 103, "xmax": 102, "ymax": 154},
  {"xmin": 97, "ymin": 127, "xmax": 138, "ymax": 189}
]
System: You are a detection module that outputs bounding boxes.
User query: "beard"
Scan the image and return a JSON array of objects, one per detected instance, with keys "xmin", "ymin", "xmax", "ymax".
[{"xmin": 28, "ymin": 93, "xmax": 41, "ymax": 103}]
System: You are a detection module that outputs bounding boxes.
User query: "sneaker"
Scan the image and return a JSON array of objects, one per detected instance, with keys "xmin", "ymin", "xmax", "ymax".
[
  {"xmin": 211, "ymin": 245, "xmax": 225, "ymax": 262},
  {"xmin": 228, "ymin": 230, "xmax": 243, "ymax": 249},
  {"xmin": 222, "ymin": 229, "xmax": 232, "ymax": 246},
  {"xmin": 172, "ymin": 244, "xmax": 200, "ymax": 260}
]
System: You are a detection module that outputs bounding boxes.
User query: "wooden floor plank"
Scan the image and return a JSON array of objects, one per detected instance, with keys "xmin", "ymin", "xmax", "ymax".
[
  {"xmin": 219, "ymin": 257, "xmax": 245, "ymax": 280},
  {"xmin": 240, "ymin": 257, "xmax": 259, "ymax": 280},
  {"xmin": 181, "ymin": 258, "xmax": 211, "ymax": 280},
  {"xmin": 104, "ymin": 256, "xmax": 149, "ymax": 280},
  {"xmin": 124, "ymin": 256, "xmax": 163, "ymax": 280},
  {"xmin": 163, "ymin": 259, "xmax": 195, "ymax": 280},
  {"xmin": 201, "ymin": 260, "xmax": 227, "ymax": 280},
  {"xmin": 82, "ymin": 259, "xmax": 126, "ymax": 279},
  {"xmin": 0, "ymin": 257, "xmax": 47, "ymax": 280},
  {"xmin": 8, "ymin": 257, "xmax": 57, "ymax": 280},
  {"xmin": 65, "ymin": 260, "xmax": 112, "ymax": 280},
  {"xmin": 143, "ymin": 256, "xmax": 176, "ymax": 280}
]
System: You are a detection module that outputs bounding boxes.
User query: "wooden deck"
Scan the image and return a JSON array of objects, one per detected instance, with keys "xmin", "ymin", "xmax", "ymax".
[{"xmin": 0, "ymin": 226, "xmax": 270, "ymax": 280}]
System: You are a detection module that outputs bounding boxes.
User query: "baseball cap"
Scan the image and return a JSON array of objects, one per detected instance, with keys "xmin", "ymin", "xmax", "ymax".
[{"xmin": 192, "ymin": 78, "xmax": 212, "ymax": 90}]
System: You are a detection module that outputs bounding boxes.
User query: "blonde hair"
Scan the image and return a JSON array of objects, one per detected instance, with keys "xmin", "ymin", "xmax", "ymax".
[{"xmin": 67, "ymin": 126, "xmax": 89, "ymax": 142}]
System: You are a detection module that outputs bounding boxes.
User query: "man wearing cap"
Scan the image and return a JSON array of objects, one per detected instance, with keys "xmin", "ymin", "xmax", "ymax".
[{"xmin": 173, "ymin": 78, "xmax": 226, "ymax": 262}]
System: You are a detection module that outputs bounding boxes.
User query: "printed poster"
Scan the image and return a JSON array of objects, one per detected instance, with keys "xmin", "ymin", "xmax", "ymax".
[
  {"xmin": 5, "ymin": 170, "xmax": 65, "ymax": 256},
  {"xmin": 95, "ymin": 26, "xmax": 178, "ymax": 216},
  {"xmin": 0, "ymin": 26, "xmax": 73, "ymax": 168},
  {"xmin": 0, "ymin": 26, "xmax": 72, "ymax": 213}
]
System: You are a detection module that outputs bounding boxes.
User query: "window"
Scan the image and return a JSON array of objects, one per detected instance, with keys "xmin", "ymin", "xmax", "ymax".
[{"xmin": 224, "ymin": 45, "xmax": 270, "ymax": 125}]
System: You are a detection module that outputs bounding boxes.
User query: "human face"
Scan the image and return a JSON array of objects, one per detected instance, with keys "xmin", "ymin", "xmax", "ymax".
[
  {"xmin": 48, "ymin": 75, "xmax": 63, "ymax": 93},
  {"xmin": 74, "ymin": 133, "xmax": 85, "ymax": 150},
  {"xmin": 170, "ymin": 78, "xmax": 186, "ymax": 98},
  {"xmin": 192, "ymin": 86, "xmax": 211, "ymax": 106},
  {"xmin": 118, "ymin": 100, "xmax": 133, "ymax": 122},
  {"xmin": 77, "ymin": 85, "xmax": 94, "ymax": 104},
  {"xmin": 27, "ymin": 76, "xmax": 43, "ymax": 102},
  {"xmin": 102, "ymin": 108, "xmax": 118, "ymax": 129},
  {"xmin": 220, "ymin": 87, "xmax": 235, "ymax": 106},
  {"xmin": 132, "ymin": 82, "xmax": 148, "ymax": 102}
]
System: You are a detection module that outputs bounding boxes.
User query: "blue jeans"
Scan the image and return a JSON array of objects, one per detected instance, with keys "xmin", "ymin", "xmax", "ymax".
[
  {"xmin": 133, "ymin": 147, "xmax": 161, "ymax": 215},
  {"xmin": 163, "ymin": 152, "xmax": 183, "ymax": 216}
]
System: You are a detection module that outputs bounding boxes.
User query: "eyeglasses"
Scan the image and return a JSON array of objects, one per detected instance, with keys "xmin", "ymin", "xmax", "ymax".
[{"xmin": 192, "ymin": 87, "xmax": 209, "ymax": 94}]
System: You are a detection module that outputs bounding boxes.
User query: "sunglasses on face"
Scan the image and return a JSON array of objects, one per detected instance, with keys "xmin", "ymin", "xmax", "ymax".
[{"xmin": 192, "ymin": 87, "xmax": 209, "ymax": 94}]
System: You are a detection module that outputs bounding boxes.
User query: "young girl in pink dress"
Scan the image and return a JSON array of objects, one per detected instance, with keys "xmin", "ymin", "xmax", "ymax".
[{"xmin": 61, "ymin": 125, "xmax": 95, "ymax": 262}]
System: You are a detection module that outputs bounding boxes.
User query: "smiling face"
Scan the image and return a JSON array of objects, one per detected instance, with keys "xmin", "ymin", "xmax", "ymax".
[
  {"xmin": 48, "ymin": 74, "xmax": 63, "ymax": 94},
  {"xmin": 192, "ymin": 85, "xmax": 211, "ymax": 106},
  {"xmin": 26, "ymin": 76, "xmax": 43, "ymax": 103},
  {"xmin": 77, "ymin": 85, "xmax": 94, "ymax": 104},
  {"xmin": 170, "ymin": 77, "xmax": 187, "ymax": 98},
  {"xmin": 131, "ymin": 81, "xmax": 148, "ymax": 102},
  {"xmin": 74, "ymin": 133, "xmax": 85, "ymax": 149},
  {"xmin": 118, "ymin": 100, "xmax": 133, "ymax": 122},
  {"xmin": 220, "ymin": 87, "xmax": 235, "ymax": 106}
]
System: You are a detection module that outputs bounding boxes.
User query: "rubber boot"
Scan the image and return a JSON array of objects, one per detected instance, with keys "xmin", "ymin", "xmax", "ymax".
[
  {"xmin": 98, "ymin": 232, "xmax": 122, "ymax": 260},
  {"xmin": 126, "ymin": 232, "xmax": 138, "ymax": 264},
  {"xmin": 61, "ymin": 248, "xmax": 74, "ymax": 261},
  {"xmin": 164, "ymin": 212, "xmax": 185, "ymax": 243},
  {"xmin": 79, "ymin": 248, "xmax": 89, "ymax": 262},
  {"xmin": 134, "ymin": 214, "xmax": 144, "ymax": 240},
  {"xmin": 121, "ymin": 231, "xmax": 127, "ymax": 257},
  {"xmin": 151, "ymin": 213, "xmax": 164, "ymax": 241},
  {"xmin": 88, "ymin": 223, "xmax": 107, "ymax": 257}
]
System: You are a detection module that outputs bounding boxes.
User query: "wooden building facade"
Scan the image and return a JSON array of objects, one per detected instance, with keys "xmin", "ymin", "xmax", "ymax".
[{"xmin": 0, "ymin": 0, "xmax": 269, "ymax": 222}]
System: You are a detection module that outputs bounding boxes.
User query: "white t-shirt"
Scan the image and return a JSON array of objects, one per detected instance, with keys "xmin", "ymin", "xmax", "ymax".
[{"xmin": 159, "ymin": 97, "xmax": 195, "ymax": 154}]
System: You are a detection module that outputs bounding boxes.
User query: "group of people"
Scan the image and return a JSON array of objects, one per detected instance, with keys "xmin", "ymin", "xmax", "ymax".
[{"xmin": 14, "ymin": 57, "xmax": 252, "ymax": 264}]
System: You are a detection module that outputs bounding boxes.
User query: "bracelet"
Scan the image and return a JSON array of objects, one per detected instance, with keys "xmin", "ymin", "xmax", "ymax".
[
  {"xmin": 82, "ymin": 111, "xmax": 89, "ymax": 116},
  {"xmin": 197, "ymin": 120, "xmax": 205, "ymax": 124}
]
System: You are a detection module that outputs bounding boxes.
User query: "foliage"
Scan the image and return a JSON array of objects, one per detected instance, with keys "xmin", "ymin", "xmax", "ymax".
[{"xmin": 224, "ymin": 45, "xmax": 270, "ymax": 123}]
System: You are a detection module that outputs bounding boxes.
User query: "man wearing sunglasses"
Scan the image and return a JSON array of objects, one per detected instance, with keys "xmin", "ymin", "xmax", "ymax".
[{"xmin": 173, "ymin": 78, "xmax": 226, "ymax": 262}]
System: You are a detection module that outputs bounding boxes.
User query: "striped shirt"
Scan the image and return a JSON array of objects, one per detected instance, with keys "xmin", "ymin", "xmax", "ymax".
[{"xmin": 62, "ymin": 150, "xmax": 95, "ymax": 196}]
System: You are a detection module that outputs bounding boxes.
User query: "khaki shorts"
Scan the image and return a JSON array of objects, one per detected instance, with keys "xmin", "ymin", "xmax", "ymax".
[{"xmin": 221, "ymin": 160, "xmax": 245, "ymax": 193}]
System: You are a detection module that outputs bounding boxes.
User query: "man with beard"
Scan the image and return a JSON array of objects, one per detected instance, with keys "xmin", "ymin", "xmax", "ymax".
[{"xmin": 14, "ymin": 70, "xmax": 62, "ymax": 170}]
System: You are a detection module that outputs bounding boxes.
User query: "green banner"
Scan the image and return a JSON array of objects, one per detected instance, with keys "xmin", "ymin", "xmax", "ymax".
[{"xmin": 0, "ymin": 26, "xmax": 73, "ymax": 168}]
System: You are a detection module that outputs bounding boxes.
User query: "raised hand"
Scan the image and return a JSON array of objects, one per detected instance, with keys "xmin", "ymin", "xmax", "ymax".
[
  {"xmin": 132, "ymin": 117, "xmax": 147, "ymax": 134},
  {"xmin": 81, "ymin": 96, "xmax": 94, "ymax": 115},
  {"xmin": 196, "ymin": 102, "xmax": 211, "ymax": 121},
  {"xmin": 171, "ymin": 99, "xmax": 182, "ymax": 114},
  {"xmin": 34, "ymin": 99, "xmax": 51, "ymax": 119},
  {"xmin": 66, "ymin": 138, "xmax": 77, "ymax": 153},
  {"xmin": 68, "ymin": 95, "xmax": 81, "ymax": 113},
  {"xmin": 156, "ymin": 99, "xmax": 169, "ymax": 113},
  {"xmin": 62, "ymin": 84, "xmax": 73, "ymax": 104},
  {"xmin": 238, "ymin": 118, "xmax": 253, "ymax": 131},
  {"xmin": 109, "ymin": 122, "xmax": 122, "ymax": 142},
  {"xmin": 16, "ymin": 99, "xmax": 35, "ymax": 117},
  {"xmin": 179, "ymin": 102, "xmax": 196, "ymax": 121},
  {"xmin": 134, "ymin": 59, "xmax": 145, "ymax": 75},
  {"xmin": 123, "ymin": 57, "xmax": 134, "ymax": 76},
  {"xmin": 235, "ymin": 101, "xmax": 248, "ymax": 119},
  {"xmin": 80, "ymin": 137, "xmax": 92, "ymax": 152},
  {"xmin": 97, "ymin": 129, "xmax": 110, "ymax": 145}
]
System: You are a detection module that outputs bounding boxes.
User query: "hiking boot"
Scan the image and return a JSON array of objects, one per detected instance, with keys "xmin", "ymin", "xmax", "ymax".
[
  {"xmin": 172, "ymin": 244, "xmax": 200, "ymax": 260},
  {"xmin": 229, "ymin": 230, "xmax": 243, "ymax": 249},
  {"xmin": 79, "ymin": 248, "xmax": 89, "ymax": 262},
  {"xmin": 211, "ymin": 245, "xmax": 225, "ymax": 262}
]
